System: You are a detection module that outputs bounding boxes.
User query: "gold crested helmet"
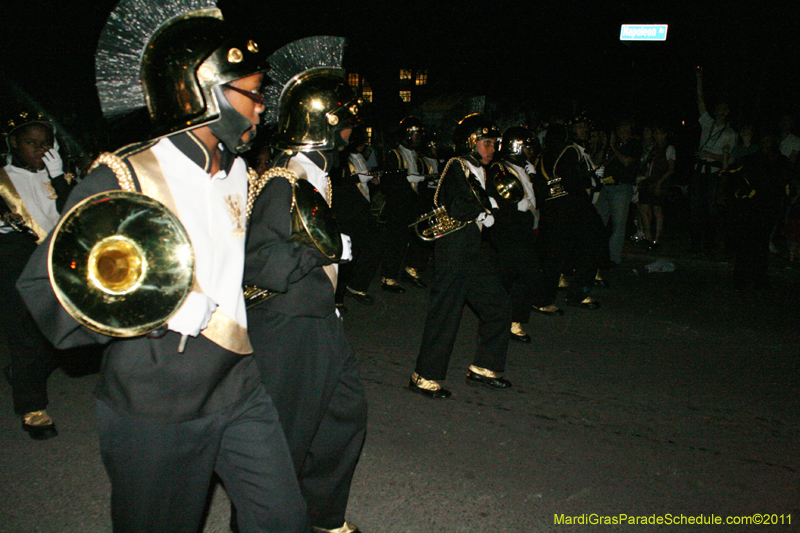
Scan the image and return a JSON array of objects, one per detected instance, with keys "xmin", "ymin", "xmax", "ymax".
[
  {"xmin": 500, "ymin": 126, "xmax": 537, "ymax": 165},
  {"xmin": 262, "ymin": 36, "xmax": 359, "ymax": 152},
  {"xmin": 453, "ymin": 113, "xmax": 500, "ymax": 157},
  {"xmin": 399, "ymin": 116, "xmax": 425, "ymax": 149},
  {"xmin": 95, "ymin": 0, "xmax": 269, "ymax": 145}
]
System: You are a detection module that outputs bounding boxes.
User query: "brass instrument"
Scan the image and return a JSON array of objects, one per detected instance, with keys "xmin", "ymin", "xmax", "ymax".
[
  {"xmin": 1, "ymin": 212, "xmax": 38, "ymax": 241},
  {"xmin": 490, "ymin": 161, "xmax": 526, "ymax": 203},
  {"xmin": 412, "ymin": 205, "xmax": 470, "ymax": 241},
  {"xmin": 48, "ymin": 191, "xmax": 194, "ymax": 337},
  {"xmin": 244, "ymin": 169, "xmax": 343, "ymax": 309},
  {"xmin": 410, "ymin": 158, "xmax": 486, "ymax": 241}
]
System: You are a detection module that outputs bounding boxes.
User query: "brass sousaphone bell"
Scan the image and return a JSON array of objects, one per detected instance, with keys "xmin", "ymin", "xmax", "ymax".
[
  {"xmin": 244, "ymin": 171, "xmax": 342, "ymax": 308},
  {"xmin": 490, "ymin": 161, "xmax": 526, "ymax": 204},
  {"xmin": 48, "ymin": 191, "xmax": 194, "ymax": 337}
]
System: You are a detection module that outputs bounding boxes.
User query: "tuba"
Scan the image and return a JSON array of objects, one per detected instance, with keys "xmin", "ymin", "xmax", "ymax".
[
  {"xmin": 243, "ymin": 167, "xmax": 342, "ymax": 308},
  {"xmin": 410, "ymin": 157, "xmax": 487, "ymax": 241},
  {"xmin": 48, "ymin": 191, "xmax": 194, "ymax": 337}
]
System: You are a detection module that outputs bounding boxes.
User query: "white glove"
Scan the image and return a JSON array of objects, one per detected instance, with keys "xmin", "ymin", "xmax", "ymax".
[
  {"xmin": 524, "ymin": 162, "xmax": 536, "ymax": 175},
  {"xmin": 407, "ymin": 174, "xmax": 425, "ymax": 184},
  {"xmin": 594, "ymin": 166, "xmax": 605, "ymax": 178},
  {"xmin": 517, "ymin": 198, "xmax": 531, "ymax": 212},
  {"xmin": 489, "ymin": 196, "xmax": 499, "ymax": 209},
  {"xmin": 340, "ymin": 234, "xmax": 352, "ymax": 262},
  {"xmin": 478, "ymin": 212, "xmax": 495, "ymax": 227},
  {"xmin": 42, "ymin": 148, "xmax": 63, "ymax": 177},
  {"xmin": 167, "ymin": 292, "xmax": 217, "ymax": 337},
  {"xmin": 358, "ymin": 173, "xmax": 372, "ymax": 184}
]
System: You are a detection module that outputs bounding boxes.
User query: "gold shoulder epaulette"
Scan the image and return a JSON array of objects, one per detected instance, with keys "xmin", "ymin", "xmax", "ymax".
[{"xmin": 246, "ymin": 167, "xmax": 299, "ymax": 220}]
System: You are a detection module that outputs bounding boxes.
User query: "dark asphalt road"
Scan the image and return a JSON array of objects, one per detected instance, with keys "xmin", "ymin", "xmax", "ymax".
[{"xmin": 1, "ymin": 251, "xmax": 798, "ymax": 532}]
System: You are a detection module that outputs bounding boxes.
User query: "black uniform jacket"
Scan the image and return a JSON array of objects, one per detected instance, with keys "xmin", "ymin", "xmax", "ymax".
[
  {"xmin": 245, "ymin": 165, "xmax": 335, "ymax": 319},
  {"xmin": 16, "ymin": 132, "xmax": 261, "ymax": 423}
]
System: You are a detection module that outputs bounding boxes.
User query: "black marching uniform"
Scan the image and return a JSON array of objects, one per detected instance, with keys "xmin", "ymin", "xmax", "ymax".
[
  {"xmin": 380, "ymin": 143, "xmax": 428, "ymax": 285},
  {"xmin": 532, "ymin": 135, "xmax": 604, "ymax": 306},
  {"xmin": 485, "ymin": 160, "xmax": 539, "ymax": 334},
  {"xmin": 17, "ymin": 134, "xmax": 307, "ymax": 533},
  {"xmin": 414, "ymin": 155, "xmax": 511, "ymax": 382},
  {"xmin": 332, "ymin": 148, "xmax": 382, "ymax": 300},
  {"xmin": 0, "ymin": 160, "xmax": 73, "ymax": 424},
  {"xmin": 245, "ymin": 150, "xmax": 368, "ymax": 531}
]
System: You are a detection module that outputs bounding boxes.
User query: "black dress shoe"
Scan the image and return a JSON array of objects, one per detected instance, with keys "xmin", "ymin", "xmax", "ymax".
[
  {"xmin": 402, "ymin": 274, "xmax": 426, "ymax": 288},
  {"xmin": 402, "ymin": 270, "xmax": 427, "ymax": 288},
  {"xmin": 532, "ymin": 305, "xmax": 565, "ymax": 317},
  {"xmin": 22, "ymin": 411, "xmax": 58, "ymax": 441},
  {"xmin": 381, "ymin": 279, "xmax": 406, "ymax": 294},
  {"xmin": 465, "ymin": 371, "xmax": 513, "ymax": 390},
  {"xmin": 594, "ymin": 277, "xmax": 610, "ymax": 288},
  {"xmin": 408, "ymin": 376, "xmax": 451, "ymax": 399},
  {"xmin": 509, "ymin": 322, "xmax": 531, "ymax": 343},
  {"xmin": 346, "ymin": 288, "xmax": 374, "ymax": 306},
  {"xmin": 335, "ymin": 303, "xmax": 349, "ymax": 315},
  {"xmin": 567, "ymin": 297, "xmax": 601, "ymax": 310},
  {"xmin": 510, "ymin": 332, "xmax": 531, "ymax": 343}
]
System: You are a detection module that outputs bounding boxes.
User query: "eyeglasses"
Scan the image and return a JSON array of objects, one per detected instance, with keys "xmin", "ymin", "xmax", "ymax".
[{"xmin": 225, "ymin": 85, "xmax": 266, "ymax": 106}]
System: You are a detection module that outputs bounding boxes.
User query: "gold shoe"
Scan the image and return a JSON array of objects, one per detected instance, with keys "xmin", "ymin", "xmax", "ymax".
[
  {"xmin": 532, "ymin": 305, "xmax": 565, "ymax": 316},
  {"xmin": 22, "ymin": 410, "xmax": 58, "ymax": 441},
  {"xmin": 558, "ymin": 274, "xmax": 569, "ymax": 289},
  {"xmin": 408, "ymin": 372, "xmax": 451, "ymax": 399},
  {"xmin": 313, "ymin": 522, "xmax": 360, "ymax": 533},
  {"xmin": 381, "ymin": 278, "xmax": 406, "ymax": 294},
  {"xmin": 509, "ymin": 322, "xmax": 531, "ymax": 343}
]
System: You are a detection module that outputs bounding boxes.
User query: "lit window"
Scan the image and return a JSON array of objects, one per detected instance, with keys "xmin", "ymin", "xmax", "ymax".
[
  {"xmin": 362, "ymin": 86, "xmax": 373, "ymax": 103},
  {"xmin": 400, "ymin": 69, "xmax": 412, "ymax": 81},
  {"xmin": 348, "ymin": 73, "xmax": 360, "ymax": 87},
  {"xmin": 399, "ymin": 90, "xmax": 411, "ymax": 103},
  {"xmin": 415, "ymin": 70, "xmax": 428, "ymax": 86}
]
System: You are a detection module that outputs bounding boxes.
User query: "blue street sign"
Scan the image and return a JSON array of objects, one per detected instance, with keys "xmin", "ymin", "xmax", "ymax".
[{"xmin": 620, "ymin": 24, "xmax": 669, "ymax": 41}]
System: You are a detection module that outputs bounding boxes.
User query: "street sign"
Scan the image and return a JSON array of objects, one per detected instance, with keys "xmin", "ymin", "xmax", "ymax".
[{"xmin": 620, "ymin": 24, "xmax": 669, "ymax": 41}]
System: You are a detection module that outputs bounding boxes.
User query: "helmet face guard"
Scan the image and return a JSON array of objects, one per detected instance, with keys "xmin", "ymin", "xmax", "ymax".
[
  {"xmin": 139, "ymin": 10, "xmax": 270, "ymax": 138},
  {"xmin": 501, "ymin": 126, "xmax": 535, "ymax": 165},
  {"xmin": 273, "ymin": 68, "xmax": 359, "ymax": 152}
]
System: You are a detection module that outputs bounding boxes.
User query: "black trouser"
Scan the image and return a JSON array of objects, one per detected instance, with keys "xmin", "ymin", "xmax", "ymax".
[
  {"xmin": 98, "ymin": 385, "xmax": 308, "ymax": 533},
  {"xmin": 415, "ymin": 229, "xmax": 510, "ymax": 380},
  {"xmin": 337, "ymin": 215, "xmax": 382, "ymax": 296},
  {"xmin": 0, "ymin": 234, "xmax": 60, "ymax": 415},
  {"xmin": 249, "ymin": 311, "xmax": 368, "ymax": 530},
  {"xmin": 534, "ymin": 201, "xmax": 603, "ymax": 305},
  {"xmin": 495, "ymin": 234, "xmax": 538, "ymax": 325}
]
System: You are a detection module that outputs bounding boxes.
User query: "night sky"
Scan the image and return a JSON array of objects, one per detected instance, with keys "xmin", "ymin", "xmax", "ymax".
[{"xmin": 3, "ymin": 1, "xmax": 800, "ymax": 150}]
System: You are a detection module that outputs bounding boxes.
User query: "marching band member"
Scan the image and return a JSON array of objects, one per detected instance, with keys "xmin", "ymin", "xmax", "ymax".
[
  {"xmin": 486, "ymin": 126, "xmax": 539, "ymax": 343},
  {"xmin": 409, "ymin": 114, "xmax": 512, "ymax": 399},
  {"xmin": 1, "ymin": 117, "xmax": 74, "ymax": 439},
  {"xmin": 243, "ymin": 36, "xmax": 367, "ymax": 533},
  {"xmin": 16, "ymin": 1, "xmax": 308, "ymax": 530},
  {"xmin": 380, "ymin": 116, "xmax": 429, "ymax": 292}
]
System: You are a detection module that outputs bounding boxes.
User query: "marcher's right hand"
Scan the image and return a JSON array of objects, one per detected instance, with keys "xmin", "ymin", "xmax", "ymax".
[
  {"xmin": 407, "ymin": 174, "xmax": 425, "ymax": 184},
  {"xmin": 167, "ymin": 292, "xmax": 217, "ymax": 337}
]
